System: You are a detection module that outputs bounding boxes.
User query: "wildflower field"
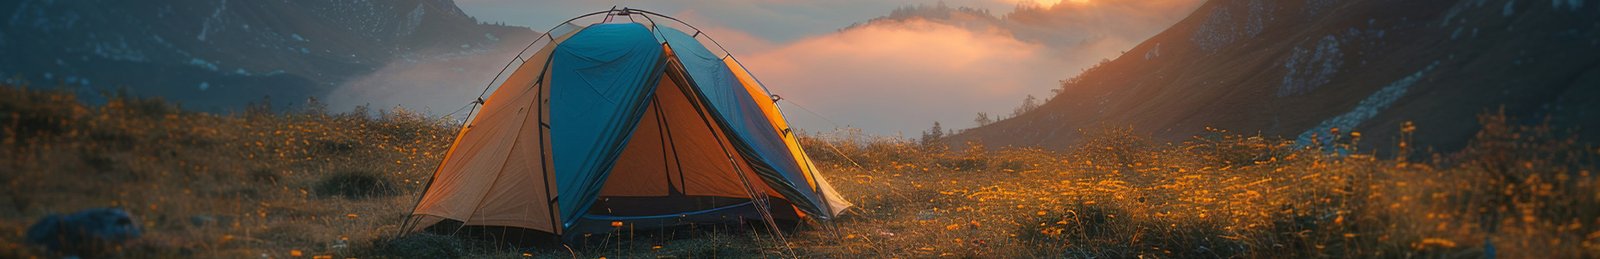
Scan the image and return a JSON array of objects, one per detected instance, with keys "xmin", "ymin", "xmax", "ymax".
[{"xmin": 2, "ymin": 84, "xmax": 1597, "ymax": 258}]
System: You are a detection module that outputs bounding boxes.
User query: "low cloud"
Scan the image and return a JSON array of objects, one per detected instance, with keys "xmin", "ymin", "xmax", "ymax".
[
  {"xmin": 738, "ymin": 19, "xmax": 1069, "ymax": 136},
  {"xmin": 739, "ymin": 0, "xmax": 1204, "ymax": 135},
  {"xmin": 326, "ymin": 45, "xmax": 526, "ymax": 117}
]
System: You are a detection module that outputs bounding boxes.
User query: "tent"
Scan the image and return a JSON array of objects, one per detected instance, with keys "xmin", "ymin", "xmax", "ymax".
[{"xmin": 402, "ymin": 8, "xmax": 852, "ymax": 245}]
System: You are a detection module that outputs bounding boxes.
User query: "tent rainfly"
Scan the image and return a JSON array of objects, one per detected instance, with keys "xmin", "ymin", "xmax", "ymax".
[{"xmin": 402, "ymin": 8, "xmax": 852, "ymax": 245}]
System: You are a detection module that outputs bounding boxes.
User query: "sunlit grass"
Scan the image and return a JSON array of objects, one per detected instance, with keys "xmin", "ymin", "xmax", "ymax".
[
  {"xmin": 2, "ymin": 83, "xmax": 1596, "ymax": 257},
  {"xmin": 0, "ymin": 84, "xmax": 455, "ymax": 257},
  {"xmin": 797, "ymin": 113, "xmax": 1598, "ymax": 257}
]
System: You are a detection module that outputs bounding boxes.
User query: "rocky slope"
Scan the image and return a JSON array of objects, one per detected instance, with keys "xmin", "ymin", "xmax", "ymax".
[{"xmin": 953, "ymin": 0, "xmax": 1600, "ymax": 153}]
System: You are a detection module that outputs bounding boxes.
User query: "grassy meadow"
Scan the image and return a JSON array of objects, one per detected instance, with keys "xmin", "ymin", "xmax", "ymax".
[{"xmin": 2, "ymin": 83, "xmax": 1598, "ymax": 258}]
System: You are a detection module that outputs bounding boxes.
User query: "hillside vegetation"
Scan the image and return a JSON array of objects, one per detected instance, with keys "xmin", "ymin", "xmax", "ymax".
[{"xmin": 2, "ymin": 83, "xmax": 1598, "ymax": 258}]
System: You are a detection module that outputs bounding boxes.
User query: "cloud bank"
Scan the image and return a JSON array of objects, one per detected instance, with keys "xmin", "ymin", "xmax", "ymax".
[
  {"xmin": 325, "ymin": 45, "xmax": 528, "ymax": 116},
  {"xmin": 339, "ymin": 0, "xmax": 1206, "ymax": 136},
  {"xmin": 737, "ymin": 0, "xmax": 1205, "ymax": 135},
  {"xmin": 736, "ymin": 19, "xmax": 1070, "ymax": 136}
]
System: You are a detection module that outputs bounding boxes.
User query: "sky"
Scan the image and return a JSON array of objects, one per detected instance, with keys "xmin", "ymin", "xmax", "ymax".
[{"xmin": 440, "ymin": 0, "xmax": 1203, "ymax": 137}]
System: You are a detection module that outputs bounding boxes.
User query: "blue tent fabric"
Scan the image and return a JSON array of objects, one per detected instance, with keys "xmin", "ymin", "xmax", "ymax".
[
  {"xmin": 548, "ymin": 23, "xmax": 665, "ymax": 229},
  {"xmin": 404, "ymin": 11, "xmax": 858, "ymax": 244},
  {"xmin": 657, "ymin": 28, "xmax": 826, "ymax": 215}
]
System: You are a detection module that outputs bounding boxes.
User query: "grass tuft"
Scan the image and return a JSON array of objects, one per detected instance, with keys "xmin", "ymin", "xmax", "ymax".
[
  {"xmin": 374, "ymin": 233, "xmax": 468, "ymax": 258},
  {"xmin": 314, "ymin": 170, "xmax": 400, "ymax": 199}
]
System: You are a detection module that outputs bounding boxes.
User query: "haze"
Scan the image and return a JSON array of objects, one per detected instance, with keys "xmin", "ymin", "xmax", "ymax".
[{"xmin": 360, "ymin": 0, "xmax": 1205, "ymax": 136}]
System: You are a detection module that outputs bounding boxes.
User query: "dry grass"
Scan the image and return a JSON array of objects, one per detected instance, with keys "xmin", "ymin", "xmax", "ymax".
[
  {"xmin": 794, "ymin": 114, "xmax": 1599, "ymax": 258},
  {"xmin": 0, "ymin": 84, "xmax": 454, "ymax": 258},
  {"xmin": 2, "ymin": 83, "xmax": 1597, "ymax": 258}
]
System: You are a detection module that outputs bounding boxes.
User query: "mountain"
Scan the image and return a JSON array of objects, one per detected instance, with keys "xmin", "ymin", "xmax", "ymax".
[
  {"xmin": 952, "ymin": 0, "xmax": 1600, "ymax": 153},
  {"xmin": 0, "ymin": 0, "xmax": 535, "ymax": 111},
  {"xmin": 852, "ymin": 1, "xmax": 1202, "ymax": 50}
]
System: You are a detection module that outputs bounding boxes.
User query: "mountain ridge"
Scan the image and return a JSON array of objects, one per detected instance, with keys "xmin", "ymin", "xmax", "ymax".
[
  {"xmin": 0, "ymin": 0, "xmax": 536, "ymax": 112},
  {"xmin": 952, "ymin": 0, "xmax": 1600, "ymax": 153}
]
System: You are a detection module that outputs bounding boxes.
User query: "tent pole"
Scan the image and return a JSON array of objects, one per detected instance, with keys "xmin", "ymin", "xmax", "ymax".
[
  {"xmin": 536, "ymin": 78, "xmax": 561, "ymax": 236},
  {"xmin": 642, "ymin": 9, "xmax": 840, "ymax": 223},
  {"xmin": 651, "ymin": 96, "xmax": 689, "ymax": 195},
  {"xmin": 399, "ymin": 8, "xmax": 604, "ymax": 239},
  {"xmin": 667, "ymin": 62, "xmax": 796, "ymax": 258}
]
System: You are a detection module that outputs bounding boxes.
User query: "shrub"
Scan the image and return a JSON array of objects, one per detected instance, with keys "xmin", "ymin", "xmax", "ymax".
[
  {"xmin": 1017, "ymin": 204, "xmax": 1124, "ymax": 250},
  {"xmin": 0, "ymin": 85, "xmax": 86, "ymax": 140},
  {"xmin": 1070, "ymin": 126, "xmax": 1152, "ymax": 169},
  {"xmin": 1184, "ymin": 127, "xmax": 1287, "ymax": 167},
  {"xmin": 314, "ymin": 170, "xmax": 399, "ymax": 199}
]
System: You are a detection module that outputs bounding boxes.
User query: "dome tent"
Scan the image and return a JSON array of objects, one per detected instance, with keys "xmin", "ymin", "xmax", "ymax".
[{"xmin": 402, "ymin": 8, "xmax": 852, "ymax": 246}]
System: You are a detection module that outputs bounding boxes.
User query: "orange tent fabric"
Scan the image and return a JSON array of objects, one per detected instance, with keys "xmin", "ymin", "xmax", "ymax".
[{"xmin": 404, "ymin": 10, "xmax": 851, "ymax": 241}]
